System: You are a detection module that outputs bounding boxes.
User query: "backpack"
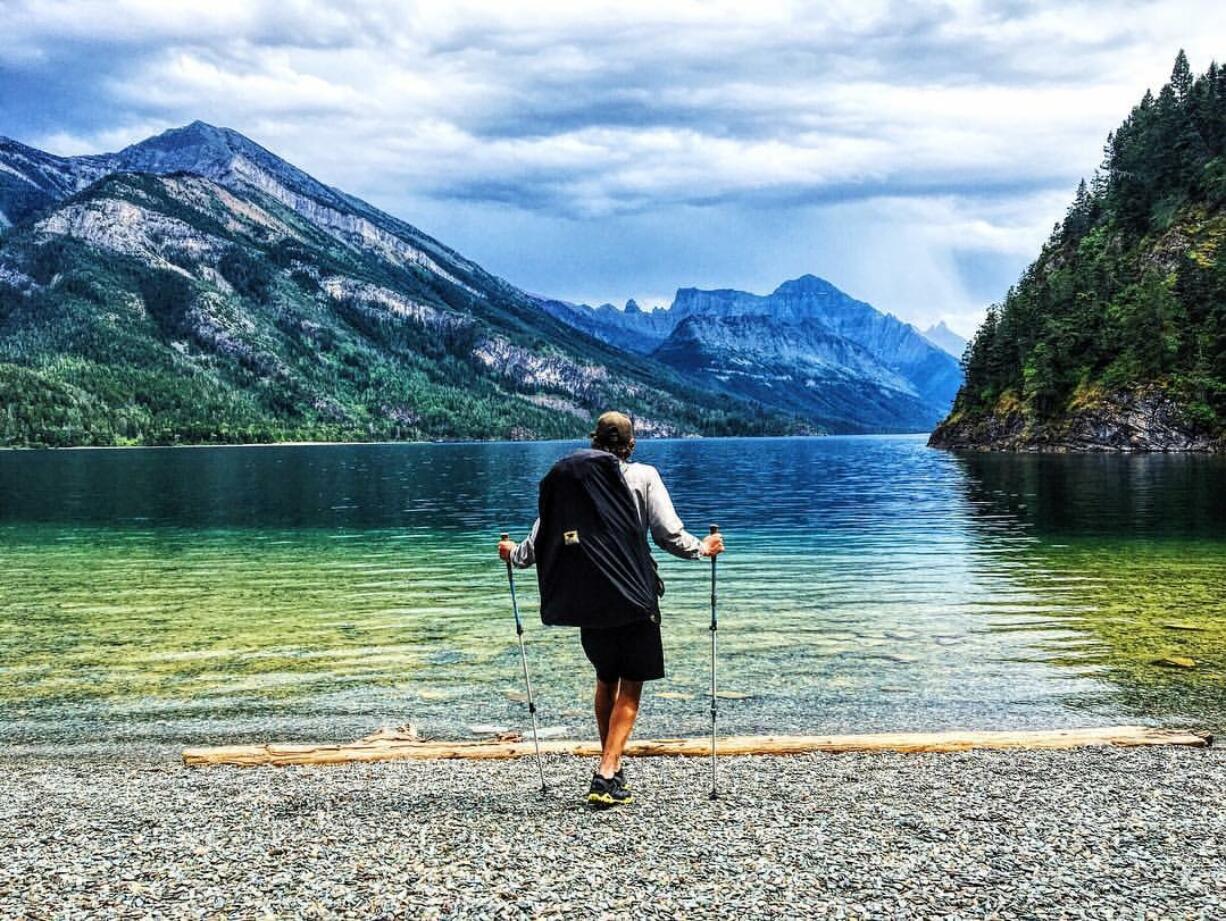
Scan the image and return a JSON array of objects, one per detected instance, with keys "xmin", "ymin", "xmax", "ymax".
[{"xmin": 535, "ymin": 449, "xmax": 660, "ymax": 628}]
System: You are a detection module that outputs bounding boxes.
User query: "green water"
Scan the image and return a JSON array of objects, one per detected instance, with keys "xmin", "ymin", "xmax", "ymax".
[{"xmin": 0, "ymin": 437, "xmax": 1223, "ymax": 751}]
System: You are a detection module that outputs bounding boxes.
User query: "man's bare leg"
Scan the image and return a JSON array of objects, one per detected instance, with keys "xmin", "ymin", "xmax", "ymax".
[
  {"xmin": 598, "ymin": 679, "xmax": 643, "ymax": 778},
  {"xmin": 594, "ymin": 677, "xmax": 616, "ymax": 750}
]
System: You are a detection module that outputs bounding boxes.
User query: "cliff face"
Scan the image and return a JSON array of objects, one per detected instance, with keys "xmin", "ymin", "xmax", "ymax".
[{"xmin": 932, "ymin": 53, "xmax": 1226, "ymax": 453}]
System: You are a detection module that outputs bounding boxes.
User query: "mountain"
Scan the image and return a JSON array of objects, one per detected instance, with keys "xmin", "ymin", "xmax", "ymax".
[
  {"xmin": 0, "ymin": 138, "xmax": 110, "ymax": 227},
  {"xmin": 543, "ymin": 274, "xmax": 963, "ymax": 433},
  {"xmin": 653, "ymin": 314, "xmax": 945, "ymax": 432},
  {"xmin": 921, "ymin": 321, "xmax": 967, "ymax": 360},
  {"xmin": 0, "ymin": 122, "xmax": 797, "ymax": 446},
  {"xmin": 535, "ymin": 297, "xmax": 674, "ymax": 353},
  {"xmin": 931, "ymin": 52, "xmax": 1226, "ymax": 452}
]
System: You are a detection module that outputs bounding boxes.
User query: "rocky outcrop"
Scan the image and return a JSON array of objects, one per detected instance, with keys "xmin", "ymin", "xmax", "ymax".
[
  {"xmin": 35, "ymin": 191, "xmax": 227, "ymax": 268},
  {"xmin": 227, "ymin": 155, "xmax": 481, "ymax": 295},
  {"xmin": 929, "ymin": 389, "xmax": 1222, "ymax": 452},
  {"xmin": 471, "ymin": 336, "xmax": 609, "ymax": 398},
  {"xmin": 321, "ymin": 277, "xmax": 467, "ymax": 333}
]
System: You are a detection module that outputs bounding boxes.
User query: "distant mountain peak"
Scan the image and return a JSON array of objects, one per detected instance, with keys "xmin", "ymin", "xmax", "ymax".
[
  {"xmin": 540, "ymin": 272, "xmax": 963, "ymax": 433},
  {"xmin": 114, "ymin": 121, "xmax": 272, "ymax": 179},
  {"xmin": 921, "ymin": 321, "xmax": 968, "ymax": 359},
  {"xmin": 771, "ymin": 274, "xmax": 841, "ymax": 296},
  {"xmin": 127, "ymin": 121, "xmax": 235, "ymax": 153}
]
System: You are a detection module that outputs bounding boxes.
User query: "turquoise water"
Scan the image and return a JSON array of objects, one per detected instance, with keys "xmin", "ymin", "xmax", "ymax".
[{"xmin": 1, "ymin": 436, "xmax": 1223, "ymax": 751}]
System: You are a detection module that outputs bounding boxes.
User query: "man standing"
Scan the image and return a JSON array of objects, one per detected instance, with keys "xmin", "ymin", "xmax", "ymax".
[{"xmin": 498, "ymin": 411, "xmax": 724, "ymax": 808}]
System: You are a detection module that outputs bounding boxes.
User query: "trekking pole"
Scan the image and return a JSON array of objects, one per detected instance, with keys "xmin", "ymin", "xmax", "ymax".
[
  {"xmin": 502, "ymin": 533, "xmax": 547, "ymax": 794},
  {"xmin": 708, "ymin": 524, "xmax": 719, "ymax": 801}
]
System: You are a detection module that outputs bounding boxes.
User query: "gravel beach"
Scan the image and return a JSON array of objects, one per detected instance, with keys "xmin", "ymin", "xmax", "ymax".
[{"xmin": 3, "ymin": 746, "xmax": 1224, "ymax": 919}]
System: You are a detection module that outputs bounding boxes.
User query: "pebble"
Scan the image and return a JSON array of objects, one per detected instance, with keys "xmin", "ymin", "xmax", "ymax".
[{"xmin": 1, "ymin": 747, "xmax": 1223, "ymax": 918}]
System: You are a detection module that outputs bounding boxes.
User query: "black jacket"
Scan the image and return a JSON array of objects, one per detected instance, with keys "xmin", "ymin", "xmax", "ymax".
[{"xmin": 536, "ymin": 449, "xmax": 660, "ymax": 628}]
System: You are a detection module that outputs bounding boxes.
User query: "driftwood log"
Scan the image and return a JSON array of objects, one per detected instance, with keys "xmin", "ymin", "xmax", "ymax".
[{"xmin": 183, "ymin": 725, "xmax": 1210, "ymax": 768}]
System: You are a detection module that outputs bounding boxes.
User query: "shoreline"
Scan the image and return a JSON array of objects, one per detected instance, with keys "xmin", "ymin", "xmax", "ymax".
[
  {"xmin": 7, "ymin": 430, "xmax": 1224, "ymax": 453},
  {"xmin": 4, "ymin": 746, "xmax": 1223, "ymax": 917},
  {"xmin": 0, "ymin": 431, "xmax": 934, "ymax": 452}
]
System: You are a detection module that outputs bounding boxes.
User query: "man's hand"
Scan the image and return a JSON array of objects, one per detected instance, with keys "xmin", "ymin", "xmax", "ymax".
[
  {"xmin": 498, "ymin": 537, "xmax": 517, "ymax": 562},
  {"xmin": 701, "ymin": 532, "xmax": 725, "ymax": 557}
]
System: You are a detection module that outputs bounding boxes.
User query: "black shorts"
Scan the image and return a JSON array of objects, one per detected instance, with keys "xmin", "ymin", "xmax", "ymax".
[{"xmin": 580, "ymin": 618, "xmax": 665, "ymax": 683}]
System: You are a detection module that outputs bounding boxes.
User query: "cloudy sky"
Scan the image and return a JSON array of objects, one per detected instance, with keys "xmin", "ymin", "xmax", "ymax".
[{"xmin": 2, "ymin": 1, "xmax": 1223, "ymax": 335}]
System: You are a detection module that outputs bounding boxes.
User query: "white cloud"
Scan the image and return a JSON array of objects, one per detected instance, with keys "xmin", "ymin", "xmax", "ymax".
[
  {"xmin": 11, "ymin": 2, "xmax": 1219, "ymax": 204},
  {"xmin": 3, "ymin": 0, "xmax": 1223, "ymax": 332}
]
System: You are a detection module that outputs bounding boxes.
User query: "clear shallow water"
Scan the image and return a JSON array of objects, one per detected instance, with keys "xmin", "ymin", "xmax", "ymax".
[{"xmin": 1, "ymin": 436, "xmax": 1223, "ymax": 751}]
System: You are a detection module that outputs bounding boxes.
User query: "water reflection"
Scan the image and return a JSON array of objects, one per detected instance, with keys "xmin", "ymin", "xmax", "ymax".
[
  {"xmin": 953, "ymin": 451, "xmax": 1226, "ymax": 539},
  {"xmin": 953, "ymin": 451, "xmax": 1226, "ymax": 724}
]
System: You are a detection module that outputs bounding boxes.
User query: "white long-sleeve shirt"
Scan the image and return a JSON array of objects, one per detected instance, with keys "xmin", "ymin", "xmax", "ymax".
[{"xmin": 509, "ymin": 460, "xmax": 706, "ymax": 568}]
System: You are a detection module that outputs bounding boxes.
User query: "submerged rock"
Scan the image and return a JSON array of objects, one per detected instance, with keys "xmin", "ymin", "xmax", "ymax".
[{"xmin": 1151, "ymin": 655, "xmax": 1197, "ymax": 669}]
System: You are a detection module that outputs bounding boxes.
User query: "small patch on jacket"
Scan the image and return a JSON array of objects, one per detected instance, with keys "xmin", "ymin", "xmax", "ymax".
[{"xmin": 563, "ymin": 529, "xmax": 580, "ymax": 545}]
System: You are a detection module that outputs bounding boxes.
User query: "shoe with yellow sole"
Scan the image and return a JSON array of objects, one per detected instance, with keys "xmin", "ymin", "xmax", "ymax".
[{"xmin": 586, "ymin": 772, "xmax": 632, "ymax": 808}]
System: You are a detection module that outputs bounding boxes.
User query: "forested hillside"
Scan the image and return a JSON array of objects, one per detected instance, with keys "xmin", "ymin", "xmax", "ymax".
[{"xmin": 932, "ymin": 52, "xmax": 1226, "ymax": 451}]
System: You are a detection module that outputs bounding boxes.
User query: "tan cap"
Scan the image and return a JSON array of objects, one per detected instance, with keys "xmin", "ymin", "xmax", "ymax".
[{"xmin": 590, "ymin": 411, "xmax": 634, "ymax": 450}]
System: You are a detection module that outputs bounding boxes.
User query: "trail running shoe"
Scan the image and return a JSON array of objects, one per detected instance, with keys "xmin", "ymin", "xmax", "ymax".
[
  {"xmin": 614, "ymin": 767, "xmax": 628, "ymax": 790},
  {"xmin": 587, "ymin": 772, "xmax": 633, "ymax": 808}
]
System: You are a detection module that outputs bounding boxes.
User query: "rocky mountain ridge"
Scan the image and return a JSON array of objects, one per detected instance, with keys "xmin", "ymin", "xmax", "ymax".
[
  {"xmin": 2, "ymin": 122, "xmax": 480, "ymax": 286},
  {"xmin": 0, "ymin": 124, "xmax": 793, "ymax": 446}
]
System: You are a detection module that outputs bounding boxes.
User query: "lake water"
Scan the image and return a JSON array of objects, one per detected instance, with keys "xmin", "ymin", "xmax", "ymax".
[{"xmin": 1, "ymin": 435, "xmax": 1224, "ymax": 754}]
